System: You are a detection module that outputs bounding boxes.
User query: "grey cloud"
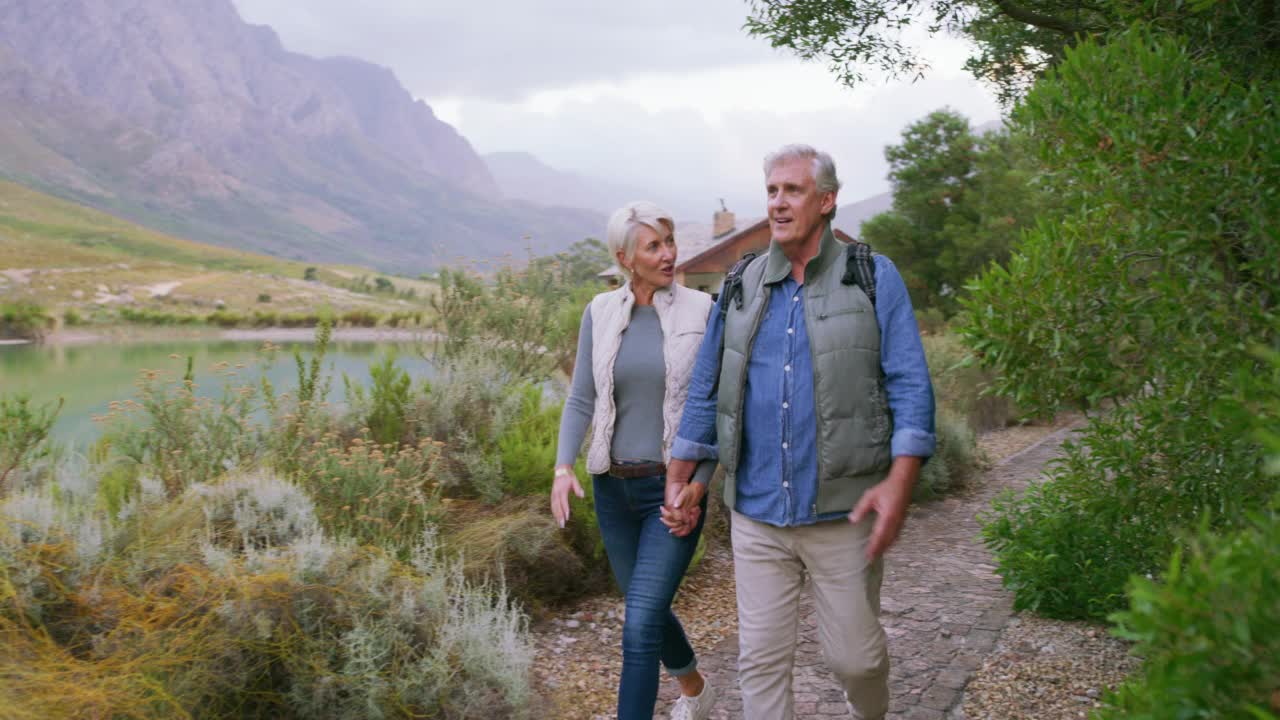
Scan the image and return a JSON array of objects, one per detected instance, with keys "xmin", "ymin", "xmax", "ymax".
[
  {"xmin": 232, "ymin": 0, "xmax": 777, "ymax": 101},
  {"xmin": 456, "ymin": 74, "xmax": 1001, "ymax": 223}
]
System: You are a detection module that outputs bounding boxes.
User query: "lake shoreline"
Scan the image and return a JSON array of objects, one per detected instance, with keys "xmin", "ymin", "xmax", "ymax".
[{"xmin": 28, "ymin": 325, "xmax": 441, "ymax": 347}]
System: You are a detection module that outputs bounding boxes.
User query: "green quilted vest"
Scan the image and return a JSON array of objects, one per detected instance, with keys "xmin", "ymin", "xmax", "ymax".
[{"xmin": 716, "ymin": 224, "xmax": 893, "ymax": 514}]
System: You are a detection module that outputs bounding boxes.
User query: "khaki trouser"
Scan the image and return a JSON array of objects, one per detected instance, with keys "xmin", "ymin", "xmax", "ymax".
[{"xmin": 731, "ymin": 510, "xmax": 890, "ymax": 720}]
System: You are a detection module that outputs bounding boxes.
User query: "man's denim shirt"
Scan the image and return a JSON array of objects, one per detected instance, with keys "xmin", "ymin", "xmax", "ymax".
[{"xmin": 672, "ymin": 254, "xmax": 936, "ymax": 528}]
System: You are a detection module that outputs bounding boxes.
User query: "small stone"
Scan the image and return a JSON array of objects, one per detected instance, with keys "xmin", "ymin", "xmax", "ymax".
[
  {"xmin": 72, "ymin": 290, "xmax": 84, "ymax": 299},
  {"xmin": 565, "ymin": 619, "xmax": 581, "ymax": 629},
  {"xmin": 1086, "ymin": 688, "xmax": 1100, "ymax": 699}
]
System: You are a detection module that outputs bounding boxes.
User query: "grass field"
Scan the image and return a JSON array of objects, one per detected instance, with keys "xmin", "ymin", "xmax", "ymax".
[{"xmin": 0, "ymin": 180, "xmax": 436, "ymax": 327}]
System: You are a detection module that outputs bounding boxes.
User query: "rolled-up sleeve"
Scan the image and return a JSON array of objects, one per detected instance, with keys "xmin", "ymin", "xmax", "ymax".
[
  {"xmin": 671, "ymin": 298, "xmax": 725, "ymax": 463},
  {"xmin": 874, "ymin": 256, "xmax": 937, "ymax": 458}
]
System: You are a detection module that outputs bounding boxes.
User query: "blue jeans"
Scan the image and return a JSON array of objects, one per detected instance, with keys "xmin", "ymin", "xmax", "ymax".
[{"xmin": 593, "ymin": 472, "xmax": 707, "ymax": 720}]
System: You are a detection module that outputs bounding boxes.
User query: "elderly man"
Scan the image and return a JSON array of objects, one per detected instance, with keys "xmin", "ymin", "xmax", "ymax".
[{"xmin": 663, "ymin": 144, "xmax": 936, "ymax": 719}]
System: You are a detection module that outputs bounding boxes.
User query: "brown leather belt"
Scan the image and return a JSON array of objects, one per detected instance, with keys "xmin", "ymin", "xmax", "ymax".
[{"xmin": 608, "ymin": 461, "xmax": 667, "ymax": 479}]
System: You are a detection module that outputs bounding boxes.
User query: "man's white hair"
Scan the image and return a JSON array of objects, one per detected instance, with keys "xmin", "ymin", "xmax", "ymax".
[
  {"xmin": 605, "ymin": 201, "xmax": 675, "ymax": 279},
  {"xmin": 763, "ymin": 144, "xmax": 842, "ymax": 220}
]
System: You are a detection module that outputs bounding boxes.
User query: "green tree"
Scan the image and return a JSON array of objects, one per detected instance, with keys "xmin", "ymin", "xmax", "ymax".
[
  {"xmin": 552, "ymin": 238, "xmax": 611, "ymax": 287},
  {"xmin": 861, "ymin": 109, "xmax": 1039, "ymax": 312},
  {"xmin": 964, "ymin": 30, "xmax": 1279, "ymax": 619},
  {"xmin": 744, "ymin": 0, "xmax": 1280, "ymax": 103}
]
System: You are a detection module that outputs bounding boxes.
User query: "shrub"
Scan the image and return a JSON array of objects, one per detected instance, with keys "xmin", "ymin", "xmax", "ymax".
[
  {"xmin": 206, "ymin": 310, "xmax": 247, "ymax": 327},
  {"xmin": 413, "ymin": 352, "xmax": 525, "ymax": 502},
  {"xmin": 256, "ymin": 293, "xmax": 272, "ymax": 303},
  {"xmin": 278, "ymin": 312, "xmax": 319, "ymax": 328},
  {"xmin": 261, "ymin": 322, "xmax": 334, "ymax": 476},
  {"xmin": 496, "ymin": 384, "xmax": 564, "ymax": 498},
  {"xmin": 61, "ymin": 307, "xmax": 83, "ymax": 326},
  {"xmin": 1096, "ymin": 500, "xmax": 1280, "ymax": 720},
  {"xmin": 0, "ymin": 481, "xmax": 539, "ymax": 719},
  {"xmin": 445, "ymin": 496, "xmax": 610, "ymax": 609},
  {"xmin": 924, "ymin": 331, "xmax": 1014, "ymax": 433},
  {"xmin": 189, "ymin": 471, "xmax": 320, "ymax": 552},
  {"xmin": 385, "ymin": 310, "xmax": 424, "ymax": 328},
  {"xmin": 303, "ymin": 266, "xmax": 318, "ymax": 281},
  {"xmin": 119, "ymin": 307, "xmax": 201, "ymax": 326},
  {"xmin": 340, "ymin": 309, "xmax": 380, "ymax": 327},
  {"xmin": 0, "ymin": 396, "xmax": 63, "ymax": 495},
  {"xmin": 344, "ymin": 351, "xmax": 413, "ymax": 446},
  {"xmin": 0, "ymin": 302, "xmax": 51, "ymax": 340},
  {"xmin": 250, "ymin": 310, "xmax": 278, "ymax": 327},
  {"xmin": 292, "ymin": 432, "xmax": 443, "ymax": 552},
  {"xmin": 962, "ymin": 31, "xmax": 1279, "ymax": 620},
  {"xmin": 102, "ymin": 362, "xmax": 261, "ymax": 498},
  {"xmin": 432, "ymin": 264, "xmax": 596, "ymax": 382},
  {"xmin": 914, "ymin": 409, "xmax": 979, "ymax": 501}
]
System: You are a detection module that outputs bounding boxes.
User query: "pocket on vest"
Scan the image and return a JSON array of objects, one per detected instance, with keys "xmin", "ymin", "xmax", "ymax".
[{"xmin": 821, "ymin": 376, "xmax": 892, "ymax": 479}]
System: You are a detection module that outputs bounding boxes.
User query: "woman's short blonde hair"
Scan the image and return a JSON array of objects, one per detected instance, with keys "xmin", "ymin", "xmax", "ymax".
[{"xmin": 605, "ymin": 201, "xmax": 675, "ymax": 280}]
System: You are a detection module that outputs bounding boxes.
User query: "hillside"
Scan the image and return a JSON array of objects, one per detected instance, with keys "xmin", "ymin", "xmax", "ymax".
[
  {"xmin": 0, "ymin": 0, "xmax": 600, "ymax": 272},
  {"xmin": 484, "ymin": 151, "xmax": 660, "ymax": 216},
  {"xmin": 833, "ymin": 191, "xmax": 894, "ymax": 240},
  {"xmin": 0, "ymin": 180, "xmax": 433, "ymax": 325}
]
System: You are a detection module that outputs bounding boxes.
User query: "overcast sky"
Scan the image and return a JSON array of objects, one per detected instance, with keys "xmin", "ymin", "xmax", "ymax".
[{"xmin": 232, "ymin": 1, "xmax": 1002, "ymax": 221}]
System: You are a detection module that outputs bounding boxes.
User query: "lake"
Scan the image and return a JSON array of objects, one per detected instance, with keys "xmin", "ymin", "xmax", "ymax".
[{"xmin": 0, "ymin": 337, "xmax": 438, "ymax": 447}]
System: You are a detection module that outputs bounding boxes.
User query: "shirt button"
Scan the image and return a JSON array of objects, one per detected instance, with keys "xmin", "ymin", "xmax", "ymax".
[
  {"xmin": 792, "ymin": 296, "xmax": 799, "ymax": 302},
  {"xmin": 782, "ymin": 402, "xmax": 789, "ymax": 409},
  {"xmin": 786, "ymin": 328, "xmax": 794, "ymax": 335},
  {"xmin": 782, "ymin": 442, "xmax": 788, "ymax": 450},
  {"xmin": 783, "ymin": 481, "xmax": 790, "ymax": 488},
  {"xmin": 784, "ymin": 364, "xmax": 791, "ymax": 372}
]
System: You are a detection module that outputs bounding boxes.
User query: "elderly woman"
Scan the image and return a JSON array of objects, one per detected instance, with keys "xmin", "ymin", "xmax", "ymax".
[{"xmin": 551, "ymin": 201, "xmax": 719, "ymax": 720}]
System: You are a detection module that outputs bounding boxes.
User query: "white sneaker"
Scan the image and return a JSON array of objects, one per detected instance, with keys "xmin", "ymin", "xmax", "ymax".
[{"xmin": 670, "ymin": 680, "xmax": 718, "ymax": 720}]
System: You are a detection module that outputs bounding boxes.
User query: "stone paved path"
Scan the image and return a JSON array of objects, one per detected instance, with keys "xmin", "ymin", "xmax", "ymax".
[{"xmin": 653, "ymin": 423, "xmax": 1080, "ymax": 719}]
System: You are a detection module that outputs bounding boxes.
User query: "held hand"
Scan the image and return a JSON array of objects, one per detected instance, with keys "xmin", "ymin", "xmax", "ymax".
[
  {"xmin": 849, "ymin": 457, "xmax": 922, "ymax": 560},
  {"xmin": 661, "ymin": 479, "xmax": 690, "ymax": 531},
  {"xmin": 669, "ymin": 481, "xmax": 707, "ymax": 537},
  {"xmin": 550, "ymin": 465, "xmax": 584, "ymax": 529},
  {"xmin": 672, "ymin": 479, "xmax": 706, "ymax": 512},
  {"xmin": 660, "ymin": 477, "xmax": 703, "ymax": 537}
]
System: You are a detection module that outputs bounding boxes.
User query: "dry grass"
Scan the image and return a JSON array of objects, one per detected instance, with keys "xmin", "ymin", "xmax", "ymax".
[
  {"xmin": 0, "ymin": 180, "xmax": 434, "ymax": 326},
  {"xmin": 0, "ymin": 469, "xmax": 541, "ymax": 719}
]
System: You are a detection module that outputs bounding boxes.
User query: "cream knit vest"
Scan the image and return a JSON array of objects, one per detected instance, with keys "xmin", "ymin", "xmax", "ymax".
[{"xmin": 585, "ymin": 282, "xmax": 713, "ymax": 475}]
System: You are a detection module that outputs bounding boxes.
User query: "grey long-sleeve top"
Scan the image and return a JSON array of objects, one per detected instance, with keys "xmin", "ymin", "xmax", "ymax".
[{"xmin": 557, "ymin": 305, "xmax": 715, "ymax": 485}]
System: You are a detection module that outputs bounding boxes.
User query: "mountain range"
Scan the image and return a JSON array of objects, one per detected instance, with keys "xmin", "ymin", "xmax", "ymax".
[{"xmin": 0, "ymin": 0, "xmax": 602, "ymax": 272}]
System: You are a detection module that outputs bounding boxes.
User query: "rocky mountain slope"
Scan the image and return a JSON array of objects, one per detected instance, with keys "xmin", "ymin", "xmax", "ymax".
[{"xmin": 0, "ymin": 0, "xmax": 601, "ymax": 271}]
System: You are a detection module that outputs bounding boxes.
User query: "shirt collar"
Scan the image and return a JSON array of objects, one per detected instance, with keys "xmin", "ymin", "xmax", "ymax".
[{"xmin": 762, "ymin": 223, "xmax": 840, "ymax": 286}]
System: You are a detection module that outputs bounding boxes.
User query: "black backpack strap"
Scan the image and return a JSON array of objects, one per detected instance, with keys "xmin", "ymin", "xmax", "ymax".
[
  {"xmin": 720, "ymin": 252, "xmax": 758, "ymax": 312},
  {"xmin": 841, "ymin": 241, "xmax": 876, "ymax": 308},
  {"xmin": 709, "ymin": 252, "xmax": 759, "ymax": 398}
]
